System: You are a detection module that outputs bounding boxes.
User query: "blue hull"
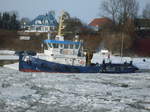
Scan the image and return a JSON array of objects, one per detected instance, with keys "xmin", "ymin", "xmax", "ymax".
[
  {"xmin": 18, "ymin": 53, "xmax": 138, "ymax": 73},
  {"xmin": 19, "ymin": 55, "xmax": 101, "ymax": 73},
  {"xmin": 99, "ymin": 63, "xmax": 139, "ymax": 73}
]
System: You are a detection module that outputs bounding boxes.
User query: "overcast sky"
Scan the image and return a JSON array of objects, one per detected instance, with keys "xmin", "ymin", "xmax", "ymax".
[{"xmin": 0, "ymin": 0, "xmax": 149, "ymax": 23}]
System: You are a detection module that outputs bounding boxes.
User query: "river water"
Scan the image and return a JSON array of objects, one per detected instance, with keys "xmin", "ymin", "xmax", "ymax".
[{"xmin": 0, "ymin": 67, "xmax": 150, "ymax": 112}]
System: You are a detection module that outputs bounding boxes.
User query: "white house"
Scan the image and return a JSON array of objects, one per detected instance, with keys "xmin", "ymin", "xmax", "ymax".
[{"xmin": 25, "ymin": 11, "xmax": 58, "ymax": 33}]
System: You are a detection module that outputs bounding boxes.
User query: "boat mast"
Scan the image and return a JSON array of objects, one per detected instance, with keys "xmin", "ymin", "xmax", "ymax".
[
  {"xmin": 58, "ymin": 11, "xmax": 65, "ymax": 36},
  {"xmin": 120, "ymin": 32, "xmax": 124, "ymax": 61},
  {"xmin": 47, "ymin": 11, "xmax": 65, "ymax": 39}
]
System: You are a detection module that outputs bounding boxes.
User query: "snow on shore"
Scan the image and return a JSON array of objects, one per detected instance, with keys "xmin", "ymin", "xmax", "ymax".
[
  {"xmin": 0, "ymin": 50, "xmax": 18, "ymax": 60},
  {"xmin": 0, "ymin": 55, "xmax": 18, "ymax": 60},
  {"xmin": 0, "ymin": 50, "xmax": 15, "ymax": 55}
]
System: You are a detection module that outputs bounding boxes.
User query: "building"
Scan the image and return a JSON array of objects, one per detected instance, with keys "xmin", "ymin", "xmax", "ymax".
[
  {"xmin": 25, "ymin": 11, "xmax": 58, "ymax": 32},
  {"xmin": 134, "ymin": 19, "xmax": 150, "ymax": 56},
  {"xmin": 134, "ymin": 19, "xmax": 150, "ymax": 30},
  {"xmin": 89, "ymin": 17, "xmax": 112, "ymax": 31}
]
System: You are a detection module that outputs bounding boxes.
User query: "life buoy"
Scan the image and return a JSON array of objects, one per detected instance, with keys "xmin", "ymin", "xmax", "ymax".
[{"xmin": 79, "ymin": 60, "xmax": 84, "ymax": 65}]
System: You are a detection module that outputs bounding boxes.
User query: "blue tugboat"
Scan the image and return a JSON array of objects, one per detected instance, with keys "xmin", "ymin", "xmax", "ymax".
[
  {"xmin": 19, "ymin": 40, "xmax": 101, "ymax": 73},
  {"xmin": 19, "ymin": 11, "xmax": 138, "ymax": 73},
  {"xmin": 19, "ymin": 51, "xmax": 138, "ymax": 73}
]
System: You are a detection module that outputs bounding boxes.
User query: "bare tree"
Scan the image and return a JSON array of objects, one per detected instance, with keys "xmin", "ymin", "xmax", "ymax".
[
  {"xmin": 100, "ymin": 0, "xmax": 139, "ymax": 54},
  {"xmin": 101, "ymin": 0, "xmax": 120, "ymax": 24},
  {"xmin": 20, "ymin": 17, "xmax": 30, "ymax": 29},
  {"xmin": 102, "ymin": 32, "xmax": 133, "ymax": 53},
  {"xmin": 142, "ymin": 3, "xmax": 150, "ymax": 19},
  {"xmin": 101, "ymin": 0, "xmax": 139, "ymax": 24},
  {"xmin": 20, "ymin": 17, "xmax": 30, "ymax": 25},
  {"xmin": 119, "ymin": 0, "xmax": 139, "ymax": 24}
]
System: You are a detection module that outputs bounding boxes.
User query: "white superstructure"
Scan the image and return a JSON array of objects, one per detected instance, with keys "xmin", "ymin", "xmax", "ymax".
[{"xmin": 36, "ymin": 11, "xmax": 86, "ymax": 66}]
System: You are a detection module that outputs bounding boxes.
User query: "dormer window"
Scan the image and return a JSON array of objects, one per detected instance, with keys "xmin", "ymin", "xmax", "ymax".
[
  {"xmin": 45, "ymin": 20, "xmax": 49, "ymax": 24},
  {"xmin": 35, "ymin": 20, "xmax": 42, "ymax": 25}
]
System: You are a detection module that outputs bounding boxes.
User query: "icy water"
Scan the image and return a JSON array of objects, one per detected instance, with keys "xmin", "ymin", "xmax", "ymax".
[{"xmin": 0, "ymin": 67, "xmax": 150, "ymax": 112}]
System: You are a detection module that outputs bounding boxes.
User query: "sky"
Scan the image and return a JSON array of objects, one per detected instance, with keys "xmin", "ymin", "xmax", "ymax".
[{"xmin": 0, "ymin": 0, "xmax": 149, "ymax": 24}]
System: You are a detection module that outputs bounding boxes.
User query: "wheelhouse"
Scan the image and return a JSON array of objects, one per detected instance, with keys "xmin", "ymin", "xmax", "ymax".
[
  {"xmin": 44, "ymin": 39, "xmax": 81, "ymax": 50},
  {"xmin": 43, "ymin": 39, "xmax": 84, "ymax": 57}
]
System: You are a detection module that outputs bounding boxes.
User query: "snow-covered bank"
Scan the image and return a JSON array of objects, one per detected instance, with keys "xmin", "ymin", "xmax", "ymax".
[
  {"xmin": 0, "ymin": 50, "xmax": 18, "ymax": 60},
  {"xmin": 0, "ymin": 50, "xmax": 15, "ymax": 55},
  {"xmin": 0, "ymin": 67, "xmax": 150, "ymax": 112},
  {"xmin": 0, "ymin": 55, "xmax": 18, "ymax": 60}
]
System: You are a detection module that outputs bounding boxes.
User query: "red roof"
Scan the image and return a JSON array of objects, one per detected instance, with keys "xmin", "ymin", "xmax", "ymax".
[{"xmin": 89, "ymin": 18, "xmax": 112, "ymax": 27}]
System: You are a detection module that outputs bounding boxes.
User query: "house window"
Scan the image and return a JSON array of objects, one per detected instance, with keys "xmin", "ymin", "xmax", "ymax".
[
  {"xmin": 36, "ymin": 26, "xmax": 41, "ymax": 31},
  {"xmin": 50, "ymin": 26, "xmax": 55, "ymax": 31},
  {"xmin": 45, "ymin": 27, "xmax": 49, "ymax": 31}
]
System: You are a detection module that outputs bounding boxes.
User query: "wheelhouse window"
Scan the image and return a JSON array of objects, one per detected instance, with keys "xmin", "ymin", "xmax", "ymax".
[
  {"xmin": 53, "ymin": 43, "xmax": 58, "ymax": 48},
  {"xmin": 64, "ymin": 44, "xmax": 68, "ymax": 49},
  {"xmin": 70, "ymin": 44, "xmax": 73, "ymax": 49},
  {"xmin": 59, "ymin": 44, "xmax": 64, "ymax": 48},
  {"xmin": 75, "ymin": 44, "xmax": 79, "ymax": 49},
  {"xmin": 48, "ymin": 43, "xmax": 52, "ymax": 48}
]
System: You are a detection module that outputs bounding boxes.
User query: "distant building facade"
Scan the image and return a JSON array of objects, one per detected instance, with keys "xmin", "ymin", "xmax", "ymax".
[
  {"xmin": 134, "ymin": 19, "xmax": 150, "ymax": 31},
  {"xmin": 134, "ymin": 18, "xmax": 150, "ymax": 38},
  {"xmin": 25, "ymin": 11, "xmax": 58, "ymax": 32},
  {"xmin": 134, "ymin": 19, "xmax": 150, "ymax": 56}
]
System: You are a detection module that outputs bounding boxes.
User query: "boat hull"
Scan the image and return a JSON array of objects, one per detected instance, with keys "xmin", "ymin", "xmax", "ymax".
[
  {"xmin": 19, "ymin": 53, "xmax": 139, "ymax": 73},
  {"xmin": 19, "ymin": 55, "xmax": 100, "ymax": 73},
  {"xmin": 99, "ymin": 63, "xmax": 139, "ymax": 73}
]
